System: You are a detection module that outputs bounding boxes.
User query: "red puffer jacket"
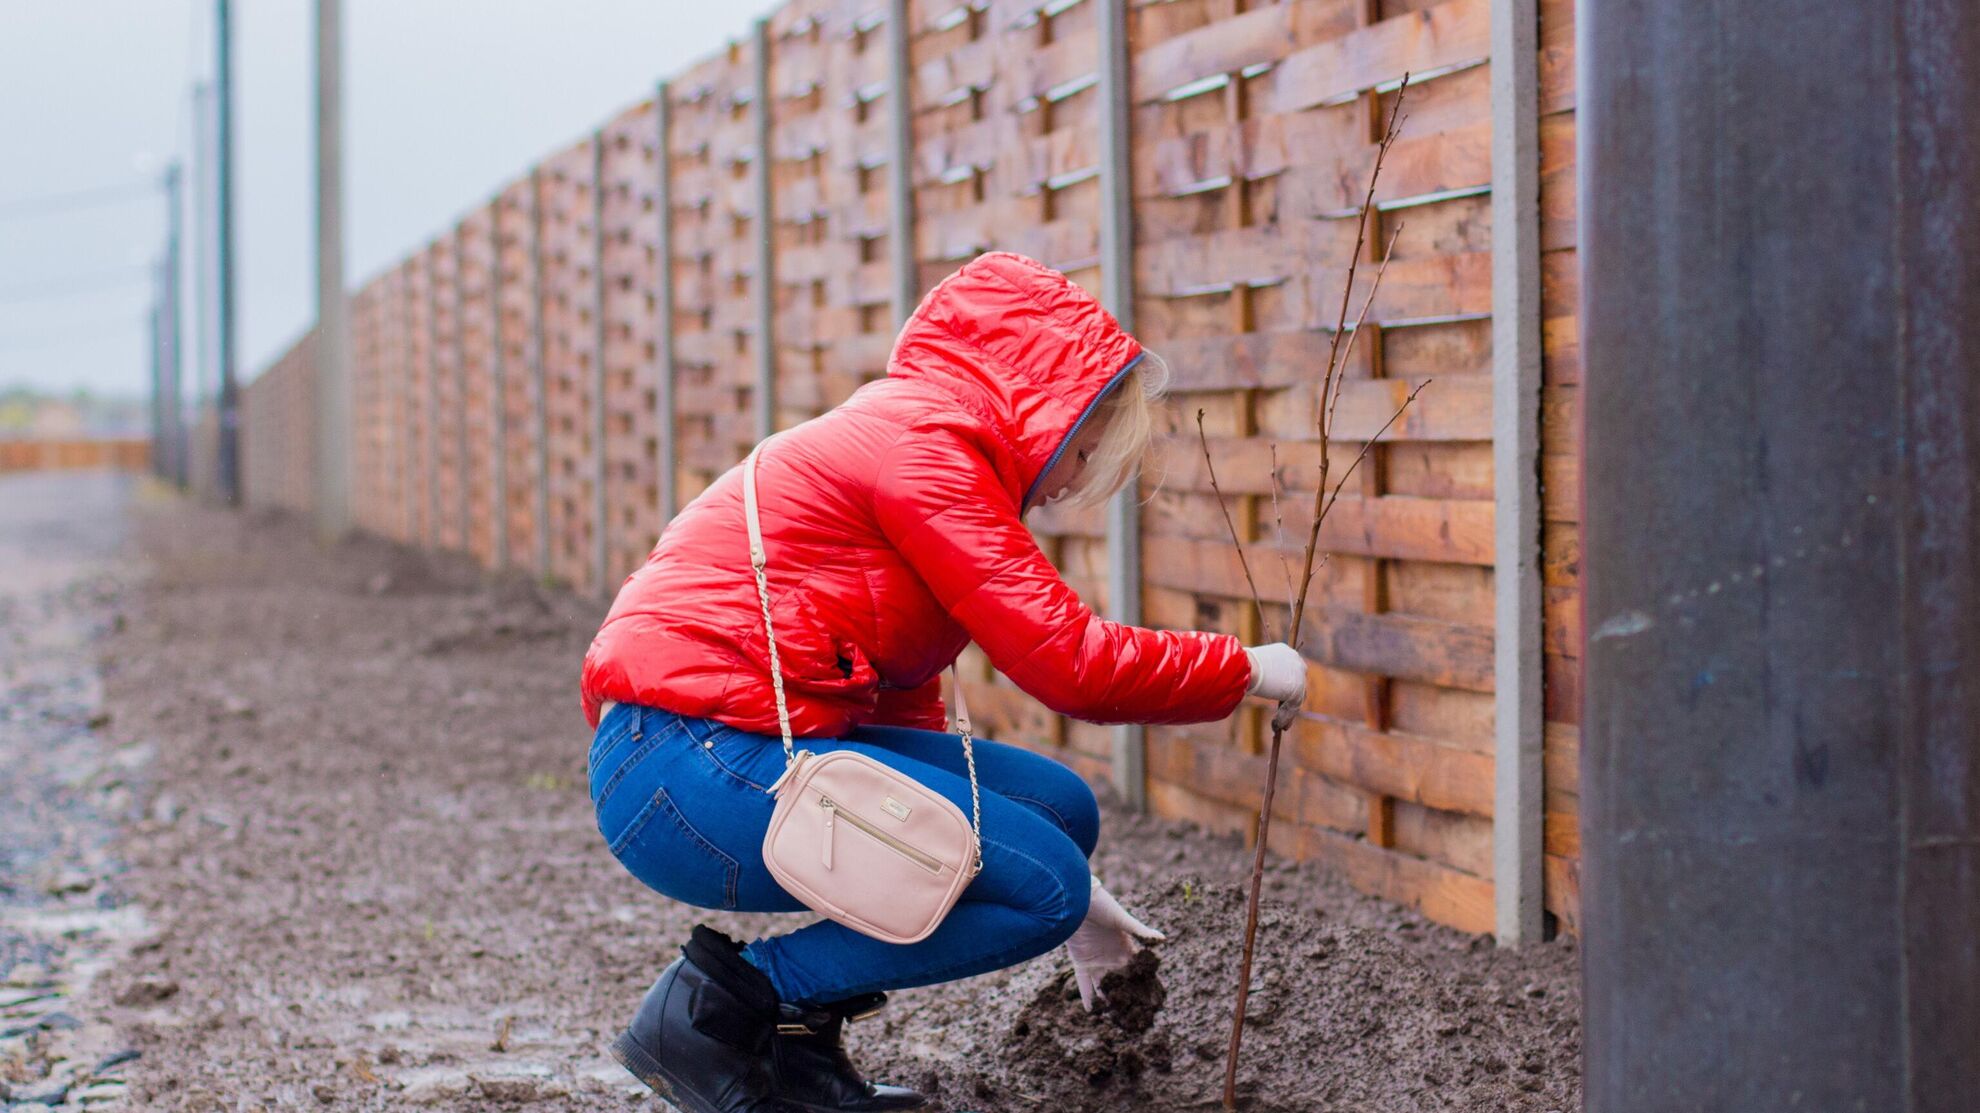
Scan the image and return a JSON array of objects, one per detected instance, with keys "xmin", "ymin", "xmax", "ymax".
[{"xmin": 579, "ymin": 251, "xmax": 1252, "ymax": 735}]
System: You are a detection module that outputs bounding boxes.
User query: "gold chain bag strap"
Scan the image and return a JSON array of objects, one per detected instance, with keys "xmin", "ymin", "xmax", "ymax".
[{"xmin": 745, "ymin": 437, "xmax": 983, "ymax": 945}]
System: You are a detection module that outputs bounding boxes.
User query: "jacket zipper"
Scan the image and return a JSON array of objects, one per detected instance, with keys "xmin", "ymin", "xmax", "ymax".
[{"xmin": 818, "ymin": 797, "xmax": 943, "ymax": 874}]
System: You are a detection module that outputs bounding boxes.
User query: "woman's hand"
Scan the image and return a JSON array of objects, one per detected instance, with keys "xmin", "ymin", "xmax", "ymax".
[
  {"xmin": 1066, "ymin": 874, "xmax": 1165, "ymax": 1011},
  {"xmin": 1243, "ymin": 642, "xmax": 1307, "ymax": 731}
]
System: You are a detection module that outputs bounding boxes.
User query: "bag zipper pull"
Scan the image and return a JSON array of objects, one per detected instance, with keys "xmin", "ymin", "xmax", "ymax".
[{"xmin": 820, "ymin": 798, "xmax": 836, "ymax": 870}]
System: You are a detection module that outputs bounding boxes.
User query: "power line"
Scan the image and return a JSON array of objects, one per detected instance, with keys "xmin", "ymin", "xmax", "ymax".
[
  {"xmin": 0, "ymin": 180, "xmax": 159, "ymax": 222},
  {"xmin": 0, "ymin": 266, "xmax": 156, "ymax": 307}
]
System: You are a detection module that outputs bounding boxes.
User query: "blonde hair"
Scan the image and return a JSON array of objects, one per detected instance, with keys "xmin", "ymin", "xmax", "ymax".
[{"xmin": 1053, "ymin": 349, "xmax": 1172, "ymax": 510}]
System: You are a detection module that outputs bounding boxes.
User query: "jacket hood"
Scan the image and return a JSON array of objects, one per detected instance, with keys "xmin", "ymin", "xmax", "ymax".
[{"xmin": 885, "ymin": 251, "xmax": 1142, "ymax": 507}]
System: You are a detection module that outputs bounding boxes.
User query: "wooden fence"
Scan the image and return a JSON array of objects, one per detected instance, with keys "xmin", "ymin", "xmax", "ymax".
[
  {"xmin": 201, "ymin": 0, "xmax": 1584, "ymax": 939},
  {"xmin": 0, "ymin": 438, "xmax": 150, "ymax": 473}
]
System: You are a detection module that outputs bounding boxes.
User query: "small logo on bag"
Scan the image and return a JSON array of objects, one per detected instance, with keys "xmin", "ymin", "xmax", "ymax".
[{"xmin": 882, "ymin": 797, "xmax": 911, "ymax": 821}]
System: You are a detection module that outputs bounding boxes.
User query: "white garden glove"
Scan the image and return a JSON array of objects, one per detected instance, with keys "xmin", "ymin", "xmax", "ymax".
[
  {"xmin": 1244, "ymin": 642, "xmax": 1307, "ymax": 732},
  {"xmin": 1065, "ymin": 874, "xmax": 1165, "ymax": 1012}
]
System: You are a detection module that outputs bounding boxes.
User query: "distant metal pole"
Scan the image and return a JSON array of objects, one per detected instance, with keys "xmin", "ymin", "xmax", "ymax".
[
  {"xmin": 751, "ymin": 17, "xmax": 775, "ymax": 442},
  {"xmin": 191, "ymin": 82, "xmax": 215, "ymax": 413},
  {"xmin": 148, "ymin": 280, "xmax": 163, "ymax": 478},
  {"xmin": 1095, "ymin": 0, "xmax": 1146, "ymax": 812},
  {"xmin": 590, "ymin": 131, "xmax": 610, "ymax": 595},
  {"xmin": 487, "ymin": 199, "xmax": 509, "ymax": 571},
  {"xmin": 655, "ymin": 81, "xmax": 679, "ymax": 525},
  {"xmin": 314, "ymin": 0, "xmax": 351, "ymax": 539},
  {"xmin": 190, "ymin": 82, "xmax": 217, "ymax": 496},
  {"xmin": 161, "ymin": 163, "xmax": 186, "ymax": 488},
  {"xmin": 214, "ymin": 0, "xmax": 241, "ymax": 505},
  {"xmin": 884, "ymin": 0, "xmax": 916, "ymax": 325},
  {"xmin": 1489, "ymin": 0, "xmax": 1543, "ymax": 946},
  {"xmin": 528, "ymin": 169, "xmax": 551, "ymax": 578},
  {"xmin": 1581, "ymin": 0, "xmax": 1980, "ymax": 1107}
]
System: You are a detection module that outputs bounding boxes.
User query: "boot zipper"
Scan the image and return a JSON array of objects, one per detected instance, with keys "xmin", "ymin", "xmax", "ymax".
[{"xmin": 817, "ymin": 797, "xmax": 942, "ymax": 874}]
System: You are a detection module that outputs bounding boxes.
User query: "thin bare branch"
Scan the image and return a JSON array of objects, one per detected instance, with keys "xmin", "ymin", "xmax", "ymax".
[
  {"xmin": 1195, "ymin": 408, "xmax": 1268, "ymax": 638},
  {"xmin": 1267, "ymin": 443, "xmax": 1298, "ymax": 638},
  {"xmin": 1324, "ymin": 222, "xmax": 1405, "ymax": 441},
  {"xmin": 1317, "ymin": 73, "xmax": 1413, "ymax": 447},
  {"xmin": 1318, "ymin": 380, "xmax": 1433, "ymax": 528},
  {"xmin": 1291, "ymin": 74, "xmax": 1413, "ymax": 651}
]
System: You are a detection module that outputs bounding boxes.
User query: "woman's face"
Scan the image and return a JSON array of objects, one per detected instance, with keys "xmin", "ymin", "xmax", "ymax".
[{"xmin": 1029, "ymin": 413, "xmax": 1111, "ymax": 511}]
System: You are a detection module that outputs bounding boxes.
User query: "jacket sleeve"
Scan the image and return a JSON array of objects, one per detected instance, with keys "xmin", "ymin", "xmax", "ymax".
[
  {"xmin": 866, "ymin": 674, "xmax": 949, "ymax": 732},
  {"xmin": 871, "ymin": 428, "xmax": 1252, "ymax": 725}
]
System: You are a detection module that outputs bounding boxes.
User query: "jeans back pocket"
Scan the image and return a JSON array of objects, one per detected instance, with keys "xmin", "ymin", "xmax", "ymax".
[{"xmin": 609, "ymin": 787, "xmax": 741, "ymax": 911}]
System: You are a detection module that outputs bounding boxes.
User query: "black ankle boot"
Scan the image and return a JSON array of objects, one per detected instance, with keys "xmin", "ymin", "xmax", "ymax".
[
  {"xmin": 610, "ymin": 925, "xmax": 802, "ymax": 1113},
  {"xmin": 770, "ymin": 993, "xmax": 927, "ymax": 1112}
]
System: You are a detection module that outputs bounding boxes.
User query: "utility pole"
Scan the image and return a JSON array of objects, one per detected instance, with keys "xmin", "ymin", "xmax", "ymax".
[
  {"xmin": 148, "ymin": 277, "xmax": 163, "ymax": 480},
  {"xmin": 192, "ymin": 82, "xmax": 216, "ymax": 414},
  {"xmin": 214, "ymin": 0, "xmax": 241, "ymax": 505},
  {"xmin": 1581, "ymin": 0, "xmax": 1980, "ymax": 1107},
  {"xmin": 161, "ymin": 163, "xmax": 185, "ymax": 488},
  {"xmin": 314, "ymin": 0, "xmax": 351, "ymax": 537}
]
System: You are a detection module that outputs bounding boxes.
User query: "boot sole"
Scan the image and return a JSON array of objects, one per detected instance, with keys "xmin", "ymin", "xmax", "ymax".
[
  {"xmin": 608, "ymin": 1028, "xmax": 702, "ymax": 1113},
  {"xmin": 778, "ymin": 1078, "xmax": 929, "ymax": 1113},
  {"xmin": 612, "ymin": 1026, "xmax": 930, "ymax": 1113}
]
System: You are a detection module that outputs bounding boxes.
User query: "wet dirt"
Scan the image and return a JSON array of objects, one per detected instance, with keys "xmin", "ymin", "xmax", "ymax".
[{"xmin": 83, "ymin": 496, "xmax": 1579, "ymax": 1111}]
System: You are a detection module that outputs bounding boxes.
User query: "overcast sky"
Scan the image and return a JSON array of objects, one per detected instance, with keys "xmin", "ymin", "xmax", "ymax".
[{"xmin": 0, "ymin": 1, "xmax": 784, "ymax": 400}]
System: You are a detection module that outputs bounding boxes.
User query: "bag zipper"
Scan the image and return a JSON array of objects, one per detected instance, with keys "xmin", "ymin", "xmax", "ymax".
[{"xmin": 818, "ymin": 796, "xmax": 943, "ymax": 874}]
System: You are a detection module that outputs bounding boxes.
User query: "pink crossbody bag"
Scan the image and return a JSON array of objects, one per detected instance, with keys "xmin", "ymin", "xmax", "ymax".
[{"xmin": 743, "ymin": 437, "xmax": 983, "ymax": 945}]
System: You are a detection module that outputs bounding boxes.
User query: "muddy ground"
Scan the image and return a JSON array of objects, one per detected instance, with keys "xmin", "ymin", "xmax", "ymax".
[{"xmin": 7, "ymin": 481, "xmax": 1580, "ymax": 1111}]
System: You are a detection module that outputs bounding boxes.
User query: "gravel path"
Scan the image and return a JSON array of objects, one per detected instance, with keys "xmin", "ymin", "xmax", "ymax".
[
  {"xmin": 8, "ymin": 486, "xmax": 1581, "ymax": 1111},
  {"xmin": 0, "ymin": 472, "xmax": 153, "ymax": 1110}
]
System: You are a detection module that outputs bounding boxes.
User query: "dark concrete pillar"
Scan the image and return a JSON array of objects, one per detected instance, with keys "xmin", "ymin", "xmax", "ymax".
[{"xmin": 1579, "ymin": 1, "xmax": 1980, "ymax": 1110}]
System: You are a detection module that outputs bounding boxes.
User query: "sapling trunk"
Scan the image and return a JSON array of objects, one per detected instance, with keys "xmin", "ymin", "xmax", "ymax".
[{"xmin": 1212, "ymin": 73, "xmax": 1420, "ymax": 1112}]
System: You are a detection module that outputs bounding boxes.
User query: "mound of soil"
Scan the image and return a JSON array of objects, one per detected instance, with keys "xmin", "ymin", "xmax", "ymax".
[{"xmin": 860, "ymin": 873, "xmax": 1578, "ymax": 1112}]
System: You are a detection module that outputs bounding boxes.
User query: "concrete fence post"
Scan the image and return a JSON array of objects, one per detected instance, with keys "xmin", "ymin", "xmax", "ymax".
[
  {"xmin": 1096, "ymin": 0, "xmax": 1146, "ymax": 812},
  {"xmin": 655, "ymin": 81, "xmax": 679, "ymax": 525},
  {"xmin": 313, "ymin": 0, "xmax": 351, "ymax": 538},
  {"xmin": 885, "ymin": 0, "xmax": 915, "ymax": 327},
  {"xmin": 488, "ymin": 199, "xmax": 509, "ymax": 571},
  {"xmin": 529, "ymin": 168, "xmax": 552, "ymax": 579},
  {"xmin": 591, "ymin": 132, "xmax": 611, "ymax": 596},
  {"xmin": 454, "ymin": 224, "xmax": 471, "ymax": 553},
  {"xmin": 425, "ymin": 244, "xmax": 441, "ymax": 548},
  {"xmin": 401, "ymin": 269, "xmax": 417, "ymax": 542},
  {"xmin": 1490, "ymin": 0, "xmax": 1544, "ymax": 945},
  {"xmin": 752, "ymin": 16, "xmax": 776, "ymax": 442}
]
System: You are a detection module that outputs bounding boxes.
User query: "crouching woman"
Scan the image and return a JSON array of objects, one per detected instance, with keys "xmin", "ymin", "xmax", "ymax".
[{"xmin": 579, "ymin": 252, "xmax": 1307, "ymax": 1113}]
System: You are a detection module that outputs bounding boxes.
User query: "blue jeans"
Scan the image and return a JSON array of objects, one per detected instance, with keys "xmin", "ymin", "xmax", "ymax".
[{"xmin": 587, "ymin": 701, "xmax": 1098, "ymax": 1005}]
